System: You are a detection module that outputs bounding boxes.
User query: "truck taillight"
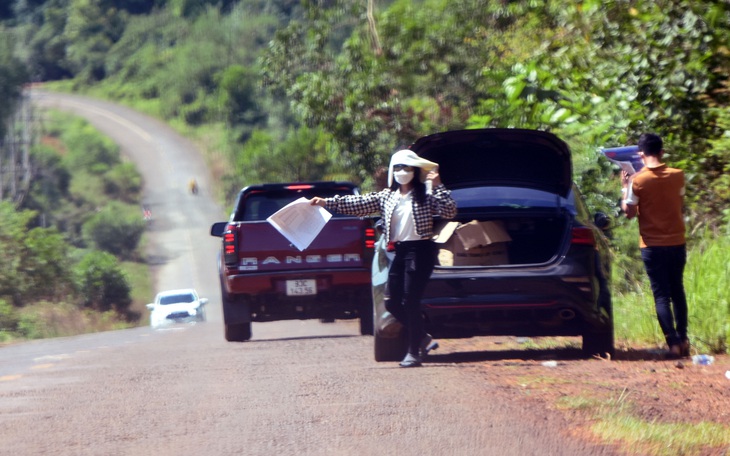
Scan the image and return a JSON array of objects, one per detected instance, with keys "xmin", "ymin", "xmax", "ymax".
[
  {"xmin": 223, "ymin": 228, "xmax": 238, "ymax": 265},
  {"xmin": 571, "ymin": 227, "xmax": 596, "ymax": 246},
  {"xmin": 365, "ymin": 227, "xmax": 376, "ymax": 249}
]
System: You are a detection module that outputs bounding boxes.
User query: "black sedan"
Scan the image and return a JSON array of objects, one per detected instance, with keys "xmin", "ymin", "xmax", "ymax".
[{"xmin": 372, "ymin": 128, "xmax": 614, "ymax": 361}]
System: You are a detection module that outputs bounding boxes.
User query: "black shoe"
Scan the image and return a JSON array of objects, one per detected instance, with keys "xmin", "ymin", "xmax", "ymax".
[
  {"xmin": 419, "ymin": 334, "xmax": 439, "ymax": 359},
  {"xmin": 680, "ymin": 339, "xmax": 691, "ymax": 357},
  {"xmin": 399, "ymin": 353, "xmax": 422, "ymax": 368}
]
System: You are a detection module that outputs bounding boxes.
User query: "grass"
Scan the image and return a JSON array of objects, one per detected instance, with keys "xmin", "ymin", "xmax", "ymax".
[
  {"xmin": 593, "ymin": 415, "xmax": 730, "ymax": 456},
  {"xmin": 519, "ymin": 371, "xmax": 730, "ymax": 456}
]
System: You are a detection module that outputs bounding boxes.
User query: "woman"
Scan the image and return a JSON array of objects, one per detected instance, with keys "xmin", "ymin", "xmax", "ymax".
[{"xmin": 311, "ymin": 149, "xmax": 457, "ymax": 367}]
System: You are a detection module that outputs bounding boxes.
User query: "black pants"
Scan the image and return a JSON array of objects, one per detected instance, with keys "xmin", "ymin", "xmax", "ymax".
[
  {"xmin": 640, "ymin": 244, "xmax": 688, "ymax": 347},
  {"xmin": 384, "ymin": 240, "xmax": 436, "ymax": 356}
]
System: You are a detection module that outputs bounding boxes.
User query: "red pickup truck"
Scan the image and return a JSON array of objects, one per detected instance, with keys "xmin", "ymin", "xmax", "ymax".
[{"xmin": 210, "ymin": 182, "xmax": 376, "ymax": 341}]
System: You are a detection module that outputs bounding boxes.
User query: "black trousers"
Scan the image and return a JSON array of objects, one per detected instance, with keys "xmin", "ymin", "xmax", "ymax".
[
  {"xmin": 384, "ymin": 240, "xmax": 436, "ymax": 356},
  {"xmin": 640, "ymin": 244, "xmax": 688, "ymax": 347}
]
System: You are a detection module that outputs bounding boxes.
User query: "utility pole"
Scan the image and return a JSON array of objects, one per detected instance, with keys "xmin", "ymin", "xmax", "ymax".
[{"xmin": 0, "ymin": 90, "xmax": 33, "ymax": 206}]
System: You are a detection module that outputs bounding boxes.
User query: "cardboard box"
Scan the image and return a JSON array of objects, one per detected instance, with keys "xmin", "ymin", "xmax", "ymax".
[{"xmin": 434, "ymin": 220, "xmax": 511, "ymax": 266}]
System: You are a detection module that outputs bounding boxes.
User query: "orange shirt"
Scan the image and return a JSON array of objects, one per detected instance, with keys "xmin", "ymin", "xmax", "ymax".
[{"xmin": 629, "ymin": 164, "xmax": 686, "ymax": 248}]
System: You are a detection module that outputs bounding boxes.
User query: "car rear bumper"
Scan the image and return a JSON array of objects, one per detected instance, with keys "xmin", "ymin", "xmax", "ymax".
[
  {"xmin": 223, "ymin": 269, "xmax": 372, "ymax": 322},
  {"xmin": 420, "ymin": 273, "xmax": 606, "ymax": 337}
]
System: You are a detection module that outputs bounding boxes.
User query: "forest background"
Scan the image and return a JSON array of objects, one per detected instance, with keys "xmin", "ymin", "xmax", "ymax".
[{"xmin": 0, "ymin": 0, "xmax": 728, "ymax": 354}]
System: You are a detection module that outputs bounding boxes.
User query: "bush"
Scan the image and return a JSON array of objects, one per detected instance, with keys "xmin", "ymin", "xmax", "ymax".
[
  {"xmin": 82, "ymin": 201, "xmax": 145, "ymax": 258},
  {"xmin": 74, "ymin": 251, "xmax": 132, "ymax": 314},
  {"xmin": 60, "ymin": 117, "xmax": 121, "ymax": 174},
  {"xmin": 103, "ymin": 162, "xmax": 143, "ymax": 203},
  {"xmin": 0, "ymin": 299, "xmax": 19, "ymax": 339}
]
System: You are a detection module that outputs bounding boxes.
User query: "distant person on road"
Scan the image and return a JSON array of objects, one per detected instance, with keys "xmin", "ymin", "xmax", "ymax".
[
  {"xmin": 189, "ymin": 178, "xmax": 198, "ymax": 195},
  {"xmin": 620, "ymin": 133, "xmax": 689, "ymax": 358},
  {"xmin": 311, "ymin": 150, "xmax": 457, "ymax": 367}
]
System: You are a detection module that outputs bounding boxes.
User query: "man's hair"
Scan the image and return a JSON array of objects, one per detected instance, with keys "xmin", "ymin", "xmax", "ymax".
[{"xmin": 638, "ymin": 133, "xmax": 663, "ymax": 157}]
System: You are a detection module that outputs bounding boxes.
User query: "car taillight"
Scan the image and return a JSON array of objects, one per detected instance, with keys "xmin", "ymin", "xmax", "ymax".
[
  {"xmin": 284, "ymin": 184, "xmax": 314, "ymax": 190},
  {"xmin": 364, "ymin": 227, "xmax": 376, "ymax": 249},
  {"xmin": 223, "ymin": 226, "xmax": 238, "ymax": 265},
  {"xmin": 571, "ymin": 227, "xmax": 596, "ymax": 246}
]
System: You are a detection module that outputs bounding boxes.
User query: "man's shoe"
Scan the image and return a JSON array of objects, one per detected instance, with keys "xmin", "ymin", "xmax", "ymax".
[
  {"xmin": 419, "ymin": 334, "xmax": 439, "ymax": 359},
  {"xmin": 399, "ymin": 353, "xmax": 422, "ymax": 368},
  {"xmin": 668, "ymin": 344, "xmax": 682, "ymax": 359},
  {"xmin": 680, "ymin": 339, "xmax": 691, "ymax": 357}
]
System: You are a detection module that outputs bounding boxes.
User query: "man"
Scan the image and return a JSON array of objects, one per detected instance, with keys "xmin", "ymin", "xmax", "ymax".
[{"xmin": 621, "ymin": 133, "xmax": 689, "ymax": 358}]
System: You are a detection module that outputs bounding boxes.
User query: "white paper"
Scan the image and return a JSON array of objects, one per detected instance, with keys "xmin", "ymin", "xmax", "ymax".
[
  {"xmin": 266, "ymin": 197, "xmax": 332, "ymax": 251},
  {"xmin": 608, "ymin": 158, "xmax": 637, "ymax": 175}
]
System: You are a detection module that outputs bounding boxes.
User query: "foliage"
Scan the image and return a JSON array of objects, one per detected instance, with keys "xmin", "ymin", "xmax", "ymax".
[
  {"xmin": 103, "ymin": 162, "xmax": 142, "ymax": 203},
  {"xmin": 82, "ymin": 201, "xmax": 145, "ymax": 258},
  {"xmin": 0, "ymin": 104, "xmax": 142, "ymax": 339},
  {"xmin": 0, "ymin": 202, "xmax": 74, "ymax": 305},
  {"xmin": 216, "ymin": 64, "xmax": 268, "ymax": 142},
  {"xmin": 59, "ymin": 115, "xmax": 121, "ymax": 173},
  {"xmin": 73, "ymin": 250, "xmax": 132, "ymax": 314},
  {"xmin": 229, "ymin": 126, "xmax": 342, "ymax": 189},
  {"xmin": 0, "ymin": 299, "xmax": 19, "ymax": 342}
]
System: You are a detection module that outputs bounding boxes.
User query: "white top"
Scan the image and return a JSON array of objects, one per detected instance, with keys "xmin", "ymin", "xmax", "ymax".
[{"xmin": 390, "ymin": 191, "xmax": 420, "ymax": 242}]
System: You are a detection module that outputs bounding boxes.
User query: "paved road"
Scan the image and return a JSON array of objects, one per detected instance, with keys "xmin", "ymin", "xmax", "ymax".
[{"xmin": 0, "ymin": 91, "xmax": 617, "ymax": 455}]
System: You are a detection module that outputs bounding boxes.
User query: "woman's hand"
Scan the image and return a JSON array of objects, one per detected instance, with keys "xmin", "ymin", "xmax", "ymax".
[
  {"xmin": 310, "ymin": 197, "xmax": 326, "ymax": 207},
  {"xmin": 426, "ymin": 169, "xmax": 442, "ymax": 187}
]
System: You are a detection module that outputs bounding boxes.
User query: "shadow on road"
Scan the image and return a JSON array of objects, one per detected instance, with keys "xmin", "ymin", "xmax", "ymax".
[
  {"xmin": 425, "ymin": 347, "xmax": 675, "ymax": 364},
  {"xmin": 244, "ymin": 334, "xmax": 360, "ymax": 343},
  {"xmin": 426, "ymin": 347, "xmax": 585, "ymax": 364}
]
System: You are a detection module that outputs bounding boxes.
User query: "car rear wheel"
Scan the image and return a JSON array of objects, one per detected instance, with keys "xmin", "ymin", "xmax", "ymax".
[
  {"xmin": 374, "ymin": 331, "xmax": 407, "ymax": 362},
  {"xmin": 225, "ymin": 322, "xmax": 252, "ymax": 342}
]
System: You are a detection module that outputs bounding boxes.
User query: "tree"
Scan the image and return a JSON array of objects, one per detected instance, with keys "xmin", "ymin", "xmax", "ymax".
[
  {"xmin": 0, "ymin": 202, "xmax": 74, "ymax": 305},
  {"xmin": 216, "ymin": 64, "xmax": 268, "ymax": 143}
]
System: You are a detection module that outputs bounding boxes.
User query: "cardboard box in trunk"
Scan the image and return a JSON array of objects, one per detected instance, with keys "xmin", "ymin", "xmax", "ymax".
[{"xmin": 434, "ymin": 220, "xmax": 511, "ymax": 266}]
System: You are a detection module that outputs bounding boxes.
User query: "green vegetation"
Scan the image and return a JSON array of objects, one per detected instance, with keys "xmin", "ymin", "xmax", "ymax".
[
  {"xmin": 555, "ymin": 387, "xmax": 730, "ymax": 456},
  {"xmin": 2, "ymin": 0, "xmax": 727, "ymax": 352},
  {"xmin": 0, "ymin": 111, "xmax": 148, "ymax": 344},
  {"xmin": 594, "ymin": 414, "xmax": 730, "ymax": 456}
]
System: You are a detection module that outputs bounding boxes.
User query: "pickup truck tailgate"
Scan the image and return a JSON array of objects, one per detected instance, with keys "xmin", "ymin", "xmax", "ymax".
[{"xmin": 235, "ymin": 219, "xmax": 372, "ymax": 272}]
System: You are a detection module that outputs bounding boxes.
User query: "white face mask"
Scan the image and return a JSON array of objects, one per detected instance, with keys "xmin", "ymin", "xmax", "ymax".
[{"xmin": 394, "ymin": 170, "xmax": 414, "ymax": 185}]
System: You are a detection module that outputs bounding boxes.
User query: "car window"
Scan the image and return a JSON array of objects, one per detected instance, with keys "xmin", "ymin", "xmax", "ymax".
[
  {"xmin": 451, "ymin": 186, "xmax": 575, "ymax": 212},
  {"xmin": 159, "ymin": 293, "xmax": 195, "ymax": 305}
]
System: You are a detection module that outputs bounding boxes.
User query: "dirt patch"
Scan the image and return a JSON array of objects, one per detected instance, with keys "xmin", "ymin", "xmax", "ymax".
[{"xmin": 433, "ymin": 337, "xmax": 730, "ymax": 454}]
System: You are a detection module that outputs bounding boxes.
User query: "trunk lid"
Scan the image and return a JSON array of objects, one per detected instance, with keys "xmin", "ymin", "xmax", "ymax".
[{"xmin": 409, "ymin": 128, "xmax": 572, "ymax": 198}]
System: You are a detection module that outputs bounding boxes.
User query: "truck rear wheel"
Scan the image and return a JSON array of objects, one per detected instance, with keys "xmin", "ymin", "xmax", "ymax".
[
  {"xmin": 225, "ymin": 322, "xmax": 252, "ymax": 342},
  {"xmin": 359, "ymin": 302, "xmax": 374, "ymax": 336}
]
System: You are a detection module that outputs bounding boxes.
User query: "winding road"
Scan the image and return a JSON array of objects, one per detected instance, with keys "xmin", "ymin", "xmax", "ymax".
[{"xmin": 0, "ymin": 91, "xmax": 617, "ymax": 455}]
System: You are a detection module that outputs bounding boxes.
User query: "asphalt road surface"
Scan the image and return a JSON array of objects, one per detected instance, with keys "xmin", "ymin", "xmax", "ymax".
[{"xmin": 0, "ymin": 91, "xmax": 617, "ymax": 455}]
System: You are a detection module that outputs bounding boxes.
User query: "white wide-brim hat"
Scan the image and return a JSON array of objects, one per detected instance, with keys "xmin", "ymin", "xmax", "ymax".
[{"xmin": 387, "ymin": 149, "xmax": 439, "ymax": 186}]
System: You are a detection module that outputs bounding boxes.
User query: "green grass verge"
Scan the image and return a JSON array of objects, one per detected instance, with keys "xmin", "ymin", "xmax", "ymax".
[{"xmin": 593, "ymin": 414, "xmax": 730, "ymax": 456}]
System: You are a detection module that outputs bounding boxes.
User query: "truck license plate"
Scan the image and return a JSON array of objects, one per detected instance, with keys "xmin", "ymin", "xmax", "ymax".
[{"xmin": 286, "ymin": 279, "xmax": 316, "ymax": 296}]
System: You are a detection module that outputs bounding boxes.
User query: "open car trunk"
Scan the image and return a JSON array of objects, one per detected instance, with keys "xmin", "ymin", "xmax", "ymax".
[{"xmin": 433, "ymin": 212, "xmax": 570, "ymax": 267}]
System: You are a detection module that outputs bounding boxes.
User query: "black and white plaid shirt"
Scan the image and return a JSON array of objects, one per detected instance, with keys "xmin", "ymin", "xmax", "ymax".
[{"xmin": 325, "ymin": 184, "xmax": 457, "ymax": 241}]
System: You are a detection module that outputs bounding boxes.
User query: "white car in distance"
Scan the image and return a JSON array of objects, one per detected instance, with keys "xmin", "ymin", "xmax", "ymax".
[{"xmin": 147, "ymin": 289, "xmax": 208, "ymax": 329}]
